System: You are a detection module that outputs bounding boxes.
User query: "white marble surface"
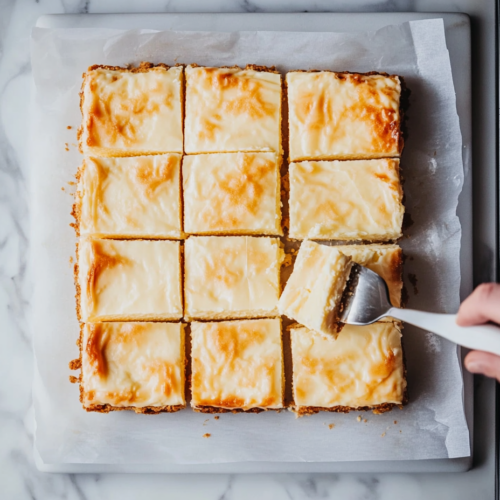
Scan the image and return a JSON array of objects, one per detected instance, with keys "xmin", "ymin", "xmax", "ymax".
[{"xmin": 0, "ymin": 0, "xmax": 496, "ymax": 498}]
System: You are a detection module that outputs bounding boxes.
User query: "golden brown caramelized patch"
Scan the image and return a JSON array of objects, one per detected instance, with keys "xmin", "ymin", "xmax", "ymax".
[
  {"xmin": 133, "ymin": 155, "xmax": 177, "ymax": 198},
  {"xmin": 86, "ymin": 323, "xmax": 108, "ymax": 378},
  {"xmin": 202, "ymin": 155, "xmax": 275, "ymax": 229},
  {"xmin": 86, "ymin": 240, "xmax": 130, "ymax": 306},
  {"xmin": 198, "ymin": 68, "xmax": 275, "ymax": 121}
]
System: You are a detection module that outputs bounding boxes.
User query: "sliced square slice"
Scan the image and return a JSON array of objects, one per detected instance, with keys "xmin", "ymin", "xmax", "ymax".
[
  {"xmin": 334, "ymin": 244, "xmax": 403, "ymax": 308},
  {"xmin": 79, "ymin": 63, "xmax": 183, "ymax": 157},
  {"xmin": 289, "ymin": 159, "xmax": 404, "ymax": 241},
  {"xmin": 287, "ymin": 71, "xmax": 403, "ymax": 161},
  {"xmin": 74, "ymin": 154, "xmax": 183, "ymax": 239},
  {"xmin": 184, "ymin": 236, "xmax": 284, "ymax": 320},
  {"xmin": 183, "ymin": 152, "xmax": 282, "ymax": 235},
  {"xmin": 77, "ymin": 238, "xmax": 182, "ymax": 322},
  {"xmin": 80, "ymin": 322, "xmax": 185, "ymax": 412},
  {"xmin": 290, "ymin": 322, "xmax": 407, "ymax": 415},
  {"xmin": 184, "ymin": 65, "xmax": 282, "ymax": 153},
  {"xmin": 191, "ymin": 319, "xmax": 283, "ymax": 412},
  {"xmin": 278, "ymin": 240, "xmax": 353, "ymax": 339}
]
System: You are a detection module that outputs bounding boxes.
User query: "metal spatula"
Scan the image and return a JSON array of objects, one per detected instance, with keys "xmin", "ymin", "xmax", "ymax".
[{"xmin": 340, "ymin": 264, "xmax": 500, "ymax": 355}]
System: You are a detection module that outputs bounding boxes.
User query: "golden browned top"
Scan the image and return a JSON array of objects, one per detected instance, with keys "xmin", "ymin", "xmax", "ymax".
[
  {"xmin": 183, "ymin": 152, "xmax": 281, "ymax": 235},
  {"xmin": 287, "ymin": 71, "xmax": 402, "ymax": 161},
  {"xmin": 291, "ymin": 322, "xmax": 406, "ymax": 408},
  {"xmin": 80, "ymin": 65, "xmax": 183, "ymax": 155},
  {"xmin": 185, "ymin": 65, "xmax": 281, "ymax": 153},
  {"xmin": 81, "ymin": 322, "xmax": 185, "ymax": 407},
  {"xmin": 76, "ymin": 155, "xmax": 182, "ymax": 239},
  {"xmin": 190, "ymin": 319, "xmax": 283, "ymax": 409}
]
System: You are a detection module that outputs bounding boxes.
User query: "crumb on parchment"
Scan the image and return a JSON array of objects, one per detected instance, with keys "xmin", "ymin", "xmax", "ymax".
[{"xmin": 203, "ymin": 433, "xmax": 211, "ymax": 438}]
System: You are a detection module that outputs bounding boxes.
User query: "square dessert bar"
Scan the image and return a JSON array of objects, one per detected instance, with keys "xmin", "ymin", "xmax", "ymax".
[
  {"xmin": 77, "ymin": 238, "xmax": 182, "ymax": 322},
  {"xmin": 287, "ymin": 71, "xmax": 403, "ymax": 161},
  {"xmin": 290, "ymin": 321, "xmax": 407, "ymax": 415},
  {"xmin": 278, "ymin": 240, "xmax": 354, "ymax": 339},
  {"xmin": 184, "ymin": 236, "xmax": 284, "ymax": 320},
  {"xmin": 183, "ymin": 152, "xmax": 282, "ymax": 236},
  {"xmin": 288, "ymin": 159, "xmax": 404, "ymax": 241},
  {"xmin": 79, "ymin": 63, "xmax": 183, "ymax": 157},
  {"xmin": 191, "ymin": 319, "xmax": 283, "ymax": 412},
  {"xmin": 74, "ymin": 154, "xmax": 183, "ymax": 239},
  {"xmin": 184, "ymin": 65, "xmax": 282, "ymax": 154},
  {"xmin": 79, "ymin": 322, "xmax": 185, "ymax": 413},
  {"xmin": 334, "ymin": 244, "xmax": 403, "ymax": 308}
]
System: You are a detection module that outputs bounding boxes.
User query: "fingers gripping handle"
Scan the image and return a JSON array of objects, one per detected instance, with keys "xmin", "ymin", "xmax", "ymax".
[{"xmin": 387, "ymin": 308, "xmax": 500, "ymax": 356}]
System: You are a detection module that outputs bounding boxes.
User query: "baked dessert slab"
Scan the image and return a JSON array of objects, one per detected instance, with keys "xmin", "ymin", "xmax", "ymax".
[
  {"xmin": 184, "ymin": 236, "xmax": 284, "ymax": 320},
  {"xmin": 183, "ymin": 152, "xmax": 282, "ymax": 236},
  {"xmin": 290, "ymin": 321, "xmax": 406, "ymax": 415},
  {"xmin": 191, "ymin": 318, "xmax": 284, "ymax": 412},
  {"xmin": 288, "ymin": 159, "xmax": 404, "ymax": 241},
  {"xmin": 79, "ymin": 63, "xmax": 183, "ymax": 157},
  {"xmin": 79, "ymin": 322, "xmax": 185, "ymax": 413},
  {"xmin": 334, "ymin": 244, "xmax": 403, "ymax": 308},
  {"xmin": 184, "ymin": 65, "xmax": 282, "ymax": 154},
  {"xmin": 74, "ymin": 154, "xmax": 183, "ymax": 239},
  {"xmin": 287, "ymin": 71, "xmax": 403, "ymax": 161},
  {"xmin": 278, "ymin": 240, "xmax": 354, "ymax": 339},
  {"xmin": 77, "ymin": 238, "xmax": 182, "ymax": 322}
]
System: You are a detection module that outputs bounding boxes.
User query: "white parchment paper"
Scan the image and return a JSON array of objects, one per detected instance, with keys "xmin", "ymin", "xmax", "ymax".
[{"xmin": 30, "ymin": 19, "xmax": 470, "ymax": 464}]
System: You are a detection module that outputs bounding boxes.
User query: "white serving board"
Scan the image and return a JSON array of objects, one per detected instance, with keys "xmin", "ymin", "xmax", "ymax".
[{"xmin": 34, "ymin": 11, "xmax": 472, "ymax": 474}]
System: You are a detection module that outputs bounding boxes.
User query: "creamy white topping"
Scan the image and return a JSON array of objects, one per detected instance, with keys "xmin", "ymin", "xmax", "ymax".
[
  {"xmin": 184, "ymin": 236, "xmax": 284, "ymax": 320},
  {"xmin": 77, "ymin": 155, "xmax": 182, "ymax": 239},
  {"xmin": 289, "ymin": 159, "xmax": 404, "ymax": 241},
  {"xmin": 183, "ymin": 152, "xmax": 281, "ymax": 235},
  {"xmin": 191, "ymin": 319, "xmax": 283, "ymax": 410},
  {"xmin": 184, "ymin": 66, "xmax": 281, "ymax": 153},
  {"xmin": 80, "ymin": 65, "xmax": 183, "ymax": 156},
  {"xmin": 287, "ymin": 71, "xmax": 402, "ymax": 161},
  {"xmin": 78, "ymin": 238, "xmax": 182, "ymax": 321},
  {"xmin": 291, "ymin": 322, "xmax": 406, "ymax": 408},
  {"xmin": 81, "ymin": 322, "xmax": 185, "ymax": 408},
  {"xmin": 278, "ymin": 240, "xmax": 353, "ymax": 339}
]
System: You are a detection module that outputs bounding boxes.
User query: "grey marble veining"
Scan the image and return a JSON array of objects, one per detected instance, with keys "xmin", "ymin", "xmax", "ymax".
[{"xmin": 0, "ymin": 0, "xmax": 496, "ymax": 499}]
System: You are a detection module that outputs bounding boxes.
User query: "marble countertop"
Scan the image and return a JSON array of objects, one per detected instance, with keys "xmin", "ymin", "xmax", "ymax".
[{"xmin": 0, "ymin": 0, "xmax": 497, "ymax": 499}]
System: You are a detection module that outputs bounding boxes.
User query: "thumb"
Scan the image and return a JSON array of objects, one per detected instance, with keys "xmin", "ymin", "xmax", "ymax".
[{"xmin": 465, "ymin": 351, "xmax": 500, "ymax": 381}]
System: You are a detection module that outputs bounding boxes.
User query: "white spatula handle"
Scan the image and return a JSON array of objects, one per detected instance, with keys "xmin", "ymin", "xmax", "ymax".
[{"xmin": 387, "ymin": 308, "xmax": 500, "ymax": 356}]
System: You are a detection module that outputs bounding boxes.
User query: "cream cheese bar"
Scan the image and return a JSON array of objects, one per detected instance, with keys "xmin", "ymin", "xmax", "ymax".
[
  {"xmin": 334, "ymin": 244, "xmax": 403, "ymax": 308},
  {"xmin": 287, "ymin": 71, "xmax": 403, "ymax": 161},
  {"xmin": 79, "ymin": 63, "xmax": 183, "ymax": 157},
  {"xmin": 290, "ymin": 321, "xmax": 406, "ymax": 415},
  {"xmin": 278, "ymin": 240, "xmax": 353, "ymax": 339},
  {"xmin": 288, "ymin": 159, "xmax": 404, "ymax": 241},
  {"xmin": 182, "ymin": 152, "xmax": 282, "ymax": 235},
  {"xmin": 191, "ymin": 319, "xmax": 283, "ymax": 412},
  {"xmin": 76, "ymin": 238, "xmax": 182, "ymax": 322},
  {"xmin": 184, "ymin": 236, "xmax": 284, "ymax": 320},
  {"xmin": 74, "ymin": 154, "xmax": 183, "ymax": 239},
  {"xmin": 79, "ymin": 322, "xmax": 185, "ymax": 413},
  {"xmin": 184, "ymin": 65, "xmax": 282, "ymax": 154}
]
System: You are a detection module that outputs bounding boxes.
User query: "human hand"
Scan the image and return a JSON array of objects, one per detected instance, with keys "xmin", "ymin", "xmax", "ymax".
[{"xmin": 456, "ymin": 283, "xmax": 500, "ymax": 381}]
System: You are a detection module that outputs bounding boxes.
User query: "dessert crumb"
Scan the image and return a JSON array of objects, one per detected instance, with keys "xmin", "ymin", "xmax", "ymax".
[
  {"xmin": 357, "ymin": 415, "xmax": 361, "ymax": 422},
  {"xmin": 214, "ymin": 416, "xmax": 219, "ymax": 420},
  {"xmin": 61, "ymin": 187, "xmax": 65, "ymax": 191},
  {"xmin": 394, "ymin": 420, "xmax": 398, "ymax": 425},
  {"xmin": 67, "ymin": 125, "xmax": 72, "ymax": 129},
  {"xmin": 203, "ymin": 419, "xmax": 209, "ymax": 426},
  {"xmin": 283, "ymin": 254, "xmax": 293, "ymax": 267},
  {"xmin": 381, "ymin": 432, "xmax": 386, "ymax": 437},
  {"xmin": 363, "ymin": 419, "xmax": 367, "ymax": 423},
  {"xmin": 328, "ymin": 423, "xmax": 335, "ymax": 430},
  {"xmin": 69, "ymin": 256, "xmax": 73, "ymax": 264},
  {"xmin": 203, "ymin": 433, "xmax": 211, "ymax": 438}
]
